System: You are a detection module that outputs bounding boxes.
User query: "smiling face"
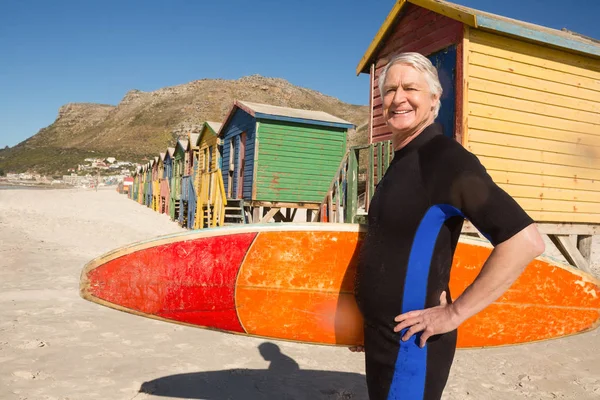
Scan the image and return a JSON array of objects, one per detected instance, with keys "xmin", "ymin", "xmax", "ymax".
[{"xmin": 381, "ymin": 63, "xmax": 440, "ymax": 149}]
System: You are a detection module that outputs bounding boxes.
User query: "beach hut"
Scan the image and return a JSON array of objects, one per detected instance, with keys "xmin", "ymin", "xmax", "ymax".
[
  {"xmin": 123, "ymin": 176, "xmax": 134, "ymax": 197},
  {"xmin": 156, "ymin": 152, "xmax": 166, "ymax": 213},
  {"xmin": 145, "ymin": 160, "xmax": 154, "ymax": 208},
  {"xmin": 191, "ymin": 121, "xmax": 226, "ymax": 229},
  {"xmin": 218, "ymin": 100, "xmax": 355, "ymax": 223},
  {"xmin": 138, "ymin": 164, "xmax": 146, "ymax": 205},
  {"xmin": 161, "ymin": 148, "xmax": 175, "ymax": 215},
  {"xmin": 198, "ymin": 121, "xmax": 222, "ymax": 173},
  {"xmin": 131, "ymin": 169, "xmax": 139, "ymax": 201},
  {"xmin": 356, "ymin": 0, "xmax": 600, "ymax": 271},
  {"xmin": 171, "ymin": 139, "xmax": 188, "ymax": 221},
  {"xmin": 179, "ymin": 133, "xmax": 199, "ymax": 228},
  {"xmin": 152, "ymin": 156, "xmax": 160, "ymax": 212}
]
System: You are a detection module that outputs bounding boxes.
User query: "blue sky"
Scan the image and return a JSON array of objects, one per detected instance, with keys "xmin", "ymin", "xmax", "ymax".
[{"xmin": 1, "ymin": 0, "xmax": 598, "ymax": 148}]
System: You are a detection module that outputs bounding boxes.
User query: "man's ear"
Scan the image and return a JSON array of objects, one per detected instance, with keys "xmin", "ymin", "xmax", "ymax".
[{"xmin": 432, "ymin": 93, "xmax": 441, "ymax": 110}]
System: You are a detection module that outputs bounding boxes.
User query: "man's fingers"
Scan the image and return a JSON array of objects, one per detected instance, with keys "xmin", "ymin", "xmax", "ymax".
[
  {"xmin": 394, "ymin": 310, "xmax": 421, "ymax": 322},
  {"xmin": 419, "ymin": 328, "xmax": 435, "ymax": 348},
  {"xmin": 393, "ymin": 317, "xmax": 421, "ymax": 332},
  {"xmin": 401, "ymin": 323, "xmax": 426, "ymax": 342}
]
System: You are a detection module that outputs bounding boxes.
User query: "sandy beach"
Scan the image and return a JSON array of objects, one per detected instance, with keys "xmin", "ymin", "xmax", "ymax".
[{"xmin": 1, "ymin": 187, "xmax": 599, "ymax": 400}]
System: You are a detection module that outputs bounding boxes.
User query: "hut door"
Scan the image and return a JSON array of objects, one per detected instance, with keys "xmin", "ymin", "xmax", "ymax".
[
  {"xmin": 427, "ymin": 45, "xmax": 456, "ymax": 138},
  {"xmin": 228, "ymin": 138, "xmax": 235, "ymax": 198},
  {"xmin": 237, "ymin": 132, "xmax": 246, "ymax": 198}
]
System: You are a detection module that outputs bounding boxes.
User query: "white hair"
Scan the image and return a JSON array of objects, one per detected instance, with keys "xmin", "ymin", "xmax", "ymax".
[{"xmin": 378, "ymin": 52, "xmax": 443, "ymax": 118}]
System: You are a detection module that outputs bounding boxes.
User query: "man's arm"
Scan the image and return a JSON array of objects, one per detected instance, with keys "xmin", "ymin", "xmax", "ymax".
[{"xmin": 393, "ymin": 223, "xmax": 545, "ymax": 348}]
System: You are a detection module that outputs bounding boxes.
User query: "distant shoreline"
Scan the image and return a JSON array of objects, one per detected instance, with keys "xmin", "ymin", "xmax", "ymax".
[{"xmin": 0, "ymin": 182, "xmax": 72, "ymax": 190}]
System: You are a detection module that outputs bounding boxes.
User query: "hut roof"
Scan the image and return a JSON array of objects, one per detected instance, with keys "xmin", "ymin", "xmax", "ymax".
[
  {"xmin": 205, "ymin": 121, "xmax": 222, "ymax": 134},
  {"xmin": 159, "ymin": 152, "xmax": 166, "ymax": 161},
  {"xmin": 357, "ymin": 0, "xmax": 600, "ymax": 74},
  {"xmin": 167, "ymin": 147, "xmax": 175, "ymax": 157},
  {"xmin": 176, "ymin": 139, "xmax": 189, "ymax": 155},
  {"xmin": 189, "ymin": 133, "xmax": 200, "ymax": 149},
  {"xmin": 219, "ymin": 100, "xmax": 355, "ymax": 136}
]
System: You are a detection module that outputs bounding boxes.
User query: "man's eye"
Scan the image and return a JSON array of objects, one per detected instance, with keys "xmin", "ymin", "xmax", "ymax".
[
  {"xmin": 385, "ymin": 88, "xmax": 396, "ymax": 94},
  {"xmin": 405, "ymin": 87, "xmax": 416, "ymax": 91}
]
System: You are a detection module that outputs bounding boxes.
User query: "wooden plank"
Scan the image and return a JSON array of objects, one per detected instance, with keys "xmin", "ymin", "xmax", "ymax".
[
  {"xmin": 258, "ymin": 164, "xmax": 341, "ymax": 177},
  {"xmin": 409, "ymin": 0, "xmax": 477, "ymax": 26},
  {"xmin": 479, "ymin": 155, "xmax": 600, "ymax": 181},
  {"xmin": 514, "ymin": 197, "xmax": 600, "ymax": 214},
  {"xmin": 468, "ymin": 90, "xmax": 600, "ymax": 126},
  {"xmin": 249, "ymin": 201, "xmax": 320, "ymax": 210},
  {"xmin": 548, "ymin": 235, "xmax": 592, "ymax": 273},
  {"xmin": 384, "ymin": 141, "xmax": 391, "ymax": 171},
  {"xmin": 327, "ymin": 191, "xmax": 333, "ymax": 223},
  {"xmin": 469, "ymin": 77, "xmax": 600, "ymax": 114},
  {"xmin": 469, "ymin": 142, "xmax": 600, "ymax": 171},
  {"xmin": 497, "ymin": 183, "xmax": 600, "ymax": 203},
  {"xmin": 489, "ymin": 170, "xmax": 599, "ymax": 192},
  {"xmin": 474, "ymin": 16, "xmax": 600, "ymax": 59},
  {"xmin": 469, "ymin": 65, "xmax": 600, "ymax": 103},
  {"xmin": 369, "ymin": 63, "xmax": 375, "ymax": 144},
  {"xmin": 469, "ymin": 116, "xmax": 600, "ymax": 147},
  {"xmin": 469, "ymin": 129, "xmax": 600, "ymax": 158},
  {"xmin": 368, "ymin": 145, "xmax": 375, "ymax": 211},
  {"xmin": 469, "ymin": 51, "xmax": 600, "ymax": 93},
  {"xmin": 469, "ymin": 29, "xmax": 600, "ymax": 79},
  {"xmin": 455, "ymin": 28, "xmax": 467, "ymax": 146},
  {"xmin": 527, "ymin": 211, "xmax": 600, "ymax": 224},
  {"xmin": 335, "ymin": 180, "xmax": 341, "ymax": 223},
  {"xmin": 260, "ymin": 207, "xmax": 281, "ymax": 223},
  {"xmin": 377, "ymin": 142, "xmax": 383, "ymax": 183},
  {"xmin": 346, "ymin": 150, "xmax": 358, "ymax": 224},
  {"xmin": 379, "ymin": 17, "xmax": 462, "ymax": 61},
  {"xmin": 469, "ymin": 103, "xmax": 600, "ymax": 137},
  {"xmin": 577, "ymin": 235, "xmax": 593, "ymax": 263},
  {"xmin": 462, "ymin": 221, "xmax": 600, "ymax": 235}
]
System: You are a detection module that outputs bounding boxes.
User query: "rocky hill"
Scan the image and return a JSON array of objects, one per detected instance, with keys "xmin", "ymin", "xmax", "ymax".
[{"xmin": 0, "ymin": 75, "xmax": 370, "ymax": 175}]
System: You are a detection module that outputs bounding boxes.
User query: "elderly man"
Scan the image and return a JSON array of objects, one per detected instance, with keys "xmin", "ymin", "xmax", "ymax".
[{"xmin": 351, "ymin": 53, "xmax": 545, "ymax": 400}]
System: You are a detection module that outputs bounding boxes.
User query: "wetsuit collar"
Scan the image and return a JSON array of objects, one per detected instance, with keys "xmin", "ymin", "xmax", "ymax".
[{"xmin": 392, "ymin": 123, "xmax": 443, "ymax": 160}]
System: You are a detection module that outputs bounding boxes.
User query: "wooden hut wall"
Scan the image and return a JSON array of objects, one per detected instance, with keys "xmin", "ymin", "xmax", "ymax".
[
  {"xmin": 173, "ymin": 144, "xmax": 185, "ymax": 201},
  {"xmin": 463, "ymin": 28, "xmax": 600, "ymax": 223},
  {"xmin": 199, "ymin": 127, "xmax": 219, "ymax": 173},
  {"xmin": 220, "ymin": 109, "xmax": 256, "ymax": 199},
  {"xmin": 254, "ymin": 120, "xmax": 347, "ymax": 203},
  {"xmin": 369, "ymin": 3, "xmax": 463, "ymax": 143}
]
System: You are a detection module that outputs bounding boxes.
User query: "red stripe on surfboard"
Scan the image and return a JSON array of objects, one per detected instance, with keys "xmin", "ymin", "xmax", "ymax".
[{"xmin": 86, "ymin": 232, "xmax": 257, "ymax": 333}]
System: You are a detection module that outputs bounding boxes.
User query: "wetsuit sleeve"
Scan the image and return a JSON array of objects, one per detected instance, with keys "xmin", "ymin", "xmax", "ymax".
[{"xmin": 444, "ymin": 148, "xmax": 534, "ymax": 246}]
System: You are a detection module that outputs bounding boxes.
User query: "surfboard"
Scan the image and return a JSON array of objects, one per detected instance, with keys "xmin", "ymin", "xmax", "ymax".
[{"xmin": 80, "ymin": 223, "xmax": 600, "ymax": 348}]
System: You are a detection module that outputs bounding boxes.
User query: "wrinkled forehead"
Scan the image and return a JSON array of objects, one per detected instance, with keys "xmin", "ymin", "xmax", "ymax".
[{"xmin": 383, "ymin": 63, "xmax": 426, "ymax": 87}]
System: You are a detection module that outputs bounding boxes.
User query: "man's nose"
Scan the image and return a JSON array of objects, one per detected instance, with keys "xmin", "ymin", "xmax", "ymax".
[{"xmin": 392, "ymin": 89, "xmax": 407, "ymax": 104}]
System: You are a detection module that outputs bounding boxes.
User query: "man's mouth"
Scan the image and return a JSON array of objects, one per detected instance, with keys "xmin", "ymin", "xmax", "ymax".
[{"xmin": 392, "ymin": 110, "xmax": 412, "ymax": 115}]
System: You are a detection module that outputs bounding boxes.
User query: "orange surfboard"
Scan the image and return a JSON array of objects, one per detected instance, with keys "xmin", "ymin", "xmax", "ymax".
[{"xmin": 80, "ymin": 223, "xmax": 600, "ymax": 348}]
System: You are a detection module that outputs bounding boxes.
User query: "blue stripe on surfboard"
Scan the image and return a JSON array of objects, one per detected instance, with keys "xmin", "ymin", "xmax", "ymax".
[{"xmin": 387, "ymin": 204, "xmax": 464, "ymax": 400}]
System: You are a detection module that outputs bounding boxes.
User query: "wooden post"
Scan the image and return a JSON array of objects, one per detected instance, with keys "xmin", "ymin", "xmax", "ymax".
[
  {"xmin": 252, "ymin": 207, "xmax": 261, "ymax": 223},
  {"xmin": 367, "ymin": 145, "xmax": 374, "ymax": 212},
  {"xmin": 577, "ymin": 235, "xmax": 593, "ymax": 264},
  {"xmin": 345, "ymin": 149, "xmax": 358, "ymax": 224},
  {"xmin": 260, "ymin": 207, "xmax": 280, "ymax": 223},
  {"xmin": 548, "ymin": 235, "xmax": 592, "ymax": 274},
  {"xmin": 306, "ymin": 209, "xmax": 313, "ymax": 222},
  {"xmin": 376, "ymin": 143, "xmax": 382, "ymax": 184}
]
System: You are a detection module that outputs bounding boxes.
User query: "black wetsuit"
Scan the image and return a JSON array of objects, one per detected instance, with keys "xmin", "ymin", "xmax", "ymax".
[{"xmin": 355, "ymin": 123, "xmax": 533, "ymax": 400}]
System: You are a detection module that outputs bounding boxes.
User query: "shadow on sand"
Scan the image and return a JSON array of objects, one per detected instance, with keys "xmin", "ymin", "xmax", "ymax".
[{"xmin": 139, "ymin": 342, "xmax": 367, "ymax": 399}]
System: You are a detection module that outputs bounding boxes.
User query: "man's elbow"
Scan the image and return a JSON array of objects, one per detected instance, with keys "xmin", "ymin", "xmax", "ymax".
[{"xmin": 526, "ymin": 224, "xmax": 545, "ymax": 258}]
